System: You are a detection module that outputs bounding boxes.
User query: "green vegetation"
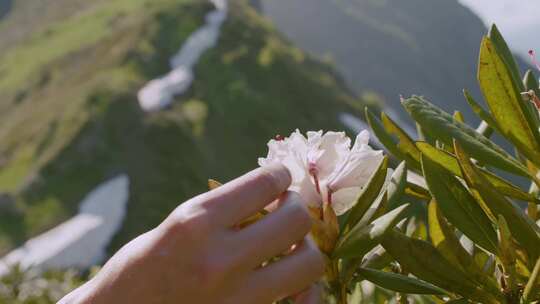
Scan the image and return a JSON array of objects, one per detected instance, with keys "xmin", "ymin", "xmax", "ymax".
[
  {"xmin": 0, "ymin": 0, "xmax": 362, "ymax": 256},
  {"xmin": 260, "ymin": 0, "xmax": 520, "ymax": 125},
  {"xmin": 0, "ymin": 265, "xmax": 89, "ymax": 304},
  {"xmin": 357, "ymin": 25, "xmax": 540, "ymax": 303}
]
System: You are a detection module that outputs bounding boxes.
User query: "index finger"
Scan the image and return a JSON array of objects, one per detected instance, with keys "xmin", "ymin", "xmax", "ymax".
[{"xmin": 195, "ymin": 163, "xmax": 291, "ymax": 227}]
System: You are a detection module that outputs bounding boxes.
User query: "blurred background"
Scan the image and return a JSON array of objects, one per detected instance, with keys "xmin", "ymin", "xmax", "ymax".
[{"xmin": 0, "ymin": 0, "xmax": 537, "ymax": 301}]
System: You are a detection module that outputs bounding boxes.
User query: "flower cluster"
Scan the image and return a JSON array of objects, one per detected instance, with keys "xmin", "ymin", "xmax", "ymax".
[{"xmin": 259, "ymin": 130, "xmax": 383, "ymax": 215}]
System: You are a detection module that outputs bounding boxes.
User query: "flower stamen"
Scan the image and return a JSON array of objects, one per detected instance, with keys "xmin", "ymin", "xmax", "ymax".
[
  {"xmin": 309, "ymin": 164, "xmax": 321, "ymax": 194},
  {"xmin": 529, "ymin": 50, "xmax": 540, "ymax": 71},
  {"xmin": 326, "ymin": 188, "xmax": 333, "ymax": 207}
]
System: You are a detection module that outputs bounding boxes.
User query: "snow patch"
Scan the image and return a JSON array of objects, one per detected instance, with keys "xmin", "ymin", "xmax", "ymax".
[
  {"xmin": 0, "ymin": 175, "xmax": 130, "ymax": 276},
  {"xmin": 138, "ymin": 0, "xmax": 228, "ymax": 111}
]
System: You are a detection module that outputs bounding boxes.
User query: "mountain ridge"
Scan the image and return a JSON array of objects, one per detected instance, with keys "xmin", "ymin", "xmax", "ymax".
[
  {"xmin": 0, "ymin": 0, "xmax": 363, "ymax": 255},
  {"xmin": 259, "ymin": 0, "xmax": 531, "ymax": 126}
]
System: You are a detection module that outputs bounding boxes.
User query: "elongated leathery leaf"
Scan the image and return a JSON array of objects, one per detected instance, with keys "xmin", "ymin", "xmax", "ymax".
[
  {"xmin": 490, "ymin": 25, "xmax": 540, "ymax": 128},
  {"xmin": 446, "ymin": 299, "xmax": 470, "ymax": 304},
  {"xmin": 525, "ymin": 70, "xmax": 540, "ymax": 97},
  {"xmin": 463, "ymin": 89, "xmax": 503, "ymax": 135},
  {"xmin": 421, "ymin": 154, "xmax": 498, "ymax": 254},
  {"xmin": 382, "ymin": 230, "xmax": 502, "ymax": 303},
  {"xmin": 387, "ymin": 161, "xmax": 407, "ymax": 208},
  {"xmin": 478, "ymin": 36, "xmax": 540, "ymax": 165},
  {"xmin": 416, "ymin": 142, "xmax": 539, "ymax": 203},
  {"xmin": 402, "ymin": 96, "xmax": 530, "ymax": 177},
  {"xmin": 357, "ymin": 267, "xmax": 447, "ymax": 295},
  {"xmin": 361, "ymin": 245, "xmax": 392, "ymax": 270},
  {"xmin": 497, "ymin": 215, "xmax": 518, "ymax": 291},
  {"xmin": 523, "ymin": 257, "xmax": 540, "ymax": 303},
  {"xmin": 381, "ymin": 112, "xmax": 421, "ymax": 163},
  {"xmin": 343, "ymin": 156, "xmax": 388, "ymax": 233},
  {"xmin": 365, "ymin": 108, "xmax": 421, "ymax": 171},
  {"xmin": 488, "ymin": 25, "xmax": 524, "ymax": 92},
  {"xmin": 428, "ymin": 201, "xmax": 502, "ymax": 297},
  {"xmin": 524, "ymin": 69, "xmax": 540, "ymax": 125},
  {"xmin": 428, "ymin": 200, "xmax": 475, "ymax": 270},
  {"xmin": 455, "ymin": 141, "xmax": 540, "ymax": 261},
  {"xmin": 334, "ymin": 204, "xmax": 409, "ymax": 259}
]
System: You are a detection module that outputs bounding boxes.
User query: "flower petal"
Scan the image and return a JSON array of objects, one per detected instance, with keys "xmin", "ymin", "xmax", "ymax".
[
  {"xmin": 313, "ymin": 131, "xmax": 351, "ymax": 180},
  {"xmin": 331, "ymin": 187, "xmax": 361, "ymax": 215}
]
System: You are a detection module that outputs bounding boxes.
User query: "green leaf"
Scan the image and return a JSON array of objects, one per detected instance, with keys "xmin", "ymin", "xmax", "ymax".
[
  {"xmin": 381, "ymin": 112, "xmax": 422, "ymax": 163},
  {"xmin": 421, "ymin": 154, "xmax": 498, "ymax": 254},
  {"xmin": 334, "ymin": 204, "xmax": 409, "ymax": 259},
  {"xmin": 463, "ymin": 89, "xmax": 502, "ymax": 135},
  {"xmin": 445, "ymin": 299, "xmax": 470, "ymax": 304},
  {"xmin": 490, "ymin": 25, "xmax": 540, "ymax": 132},
  {"xmin": 454, "ymin": 141, "xmax": 540, "ymax": 261},
  {"xmin": 522, "ymin": 257, "xmax": 540, "ymax": 303},
  {"xmin": 365, "ymin": 108, "xmax": 421, "ymax": 170},
  {"xmin": 428, "ymin": 201, "xmax": 502, "ymax": 297},
  {"xmin": 428, "ymin": 200, "xmax": 476, "ymax": 270},
  {"xmin": 361, "ymin": 245, "xmax": 392, "ymax": 270},
  {"xmin": 402, "ymin": 96, "xmax": 530, "ymax": 177},
  {"xmin": 387, "ymin": 161, "xmax": 407, "ymax": 208},
  {"xmin": 453, "ymin": 111, "xmax": 465, "ymax": 123},
  {"xmin": 343, "ymin": 156, "xmax": 388, "ymax": 233},
  {"xmin": 488, "ymin": 25, "xmax": 524, "ymax": 92},
  {"xmin": 478, "ymin": 36, "xmax": 540, "ymax": 166},
  {"xmin": 357, "ymin": 267, "xmax": 447, "ymax": 295},
  {"xmin": 381, "ymin": 230, "xmax": 502, "ymax": 303},
  {"xmin": 524, "ymin": 70, "xmax": 540, "ymax": 97},
  {"xmin": 497, "ymin": 215, "xmax": 518, "ymax": 291},
  {"xmin": 416, "ymin": 141, "xmax": 539, "ymax": 203}
]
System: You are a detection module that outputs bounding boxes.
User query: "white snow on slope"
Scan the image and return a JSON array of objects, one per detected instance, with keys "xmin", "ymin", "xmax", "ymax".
[
  {"xmin": 138, "ymin": 0, "xmax": 228, "ymax": 111},
  {"xmin": 0, "ymin": 175, "xmax": 129, "ymax": 276}
]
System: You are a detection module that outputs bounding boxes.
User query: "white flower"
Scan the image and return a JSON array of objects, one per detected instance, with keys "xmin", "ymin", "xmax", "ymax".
[{"xmin": 258, "ymin": 130, "xmax": 384, "ymax": 215}]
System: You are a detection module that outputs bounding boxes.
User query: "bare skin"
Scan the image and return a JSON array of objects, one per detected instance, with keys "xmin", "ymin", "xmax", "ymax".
[{"xmin": 60, "ymin": 164, "xmax": 325, "ymax": 304}]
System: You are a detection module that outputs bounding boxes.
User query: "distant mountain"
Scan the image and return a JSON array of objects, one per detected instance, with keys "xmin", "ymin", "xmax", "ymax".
[
  {"xmin": 259, "ymin": 0, "xmax": 528, "ymax": 125},
  {"xmin": 0, "ymin": 0, "xmax": 10, "ymax": 19},
  {"xmin": 0, "ymin": 0, "xmax": 361, "ymax": 254}
]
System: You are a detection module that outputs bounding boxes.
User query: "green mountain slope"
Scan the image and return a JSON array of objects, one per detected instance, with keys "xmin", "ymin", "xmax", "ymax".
[
  {"xmin": 0, "ymin": 0, "xmax": 362, "ymax": 254},
  {"xmin": 260, "ymin": 0, "xmax": 526, "ymax": 125}
]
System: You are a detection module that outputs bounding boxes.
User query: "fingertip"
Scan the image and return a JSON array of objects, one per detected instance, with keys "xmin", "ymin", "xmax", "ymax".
[{"xmin": 259, "ymin": 163, "xmax": 292, "ymax": 193}]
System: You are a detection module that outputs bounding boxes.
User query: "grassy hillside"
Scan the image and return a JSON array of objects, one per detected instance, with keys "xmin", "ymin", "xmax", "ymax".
[
  {"xmin": 260, "ymin": 0, "xmax": 528, "ymax": 125},
  {"xmin": 0, "ymin": 0, "xmax": 363, "ymax": 254}
]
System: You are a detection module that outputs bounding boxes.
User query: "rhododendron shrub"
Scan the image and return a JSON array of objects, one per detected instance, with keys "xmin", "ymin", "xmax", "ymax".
[
  {"xmin": 355, "ymin": 25, "xmax": 540, "ymax": 303},
  {"xmin": 253, "ymin": 25, "xmax": 540, "ymax": 304},
  {"xmin": 256, "ymin": 130, "xmax": 409, "ymax": 303}
]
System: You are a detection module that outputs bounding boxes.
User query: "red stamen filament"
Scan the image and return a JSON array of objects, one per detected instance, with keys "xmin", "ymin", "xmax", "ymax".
[
  {"xmin": 327, "ymin": 189, "xmax": 333, "ymax": 207},
  {"xmin": 311, "ymin": 171, "xmax": 321, "ymax": 194}
]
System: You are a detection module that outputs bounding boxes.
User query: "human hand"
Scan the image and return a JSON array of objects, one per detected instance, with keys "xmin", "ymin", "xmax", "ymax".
[{"xmin": 60, "ymin": 164, "xmax": 324, "ymax": 304}]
